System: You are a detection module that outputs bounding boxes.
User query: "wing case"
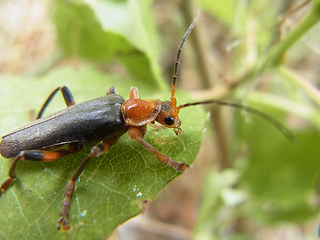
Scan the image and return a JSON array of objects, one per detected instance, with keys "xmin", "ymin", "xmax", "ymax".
[{"xmin": 0, "ymin": 94, "xmax": 128, "ymax": 158}]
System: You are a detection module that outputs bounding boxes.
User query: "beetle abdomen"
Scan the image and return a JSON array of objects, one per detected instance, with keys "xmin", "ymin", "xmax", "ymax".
[{"xmin": 0, "ymin": 94, "xmax": 128, "ymax": 158}]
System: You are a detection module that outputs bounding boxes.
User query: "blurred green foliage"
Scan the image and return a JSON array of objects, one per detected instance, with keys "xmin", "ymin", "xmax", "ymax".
[{"xmin": 193, "ymin": 0, "xmax": 320, "ymax": 239}]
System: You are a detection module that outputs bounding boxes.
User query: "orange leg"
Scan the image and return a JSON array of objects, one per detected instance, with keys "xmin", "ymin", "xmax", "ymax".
[
  {"xmin": 128, "ymin": 126, "xmax": 189, "ymax": 171},
  {"xmin": 57, "ymin": 138, "xmax": 117, "ymax": 231},
  {"xmin": 129, "ymin": 87, "xmax": 140, "ymax": 99},
  {"xmin": 148, "ymin": 122, "xmax": 166, "ymax": 130},
  {"xmin": 0, "ymin": 147, "xmax": 76, "ymax": 197}
]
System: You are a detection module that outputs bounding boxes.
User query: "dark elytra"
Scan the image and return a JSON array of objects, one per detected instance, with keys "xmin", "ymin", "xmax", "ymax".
[{"xmin": 0, "ymin": 95, "xmax": 128, "ymax": 158}]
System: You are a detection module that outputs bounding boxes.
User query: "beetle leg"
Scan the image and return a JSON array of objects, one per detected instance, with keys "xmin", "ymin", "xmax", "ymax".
[
  {"xmin": 107, "ymin": 86, "xmax": 116, "ymax": 95},
  {"xmin": 129, "ymin": 87, "xmax": 140, "ymax": 99},
  {"xmin": 57, "ymin": 138, "xmax": 117, "ymax": 231},
  {"xmin": 148, "ymin": 122, "xmax": 166, "ymax": 130},
  {"xmin": 0, "ymin": 148, "xmax": 75, "ymax": 197},
  {"xmin": 36, "ymin": 86, "xmax": 76, "ymax": 119},
  {"xmin": 128, "ymin": 126, "xmax": 189, "ymax": 171}
]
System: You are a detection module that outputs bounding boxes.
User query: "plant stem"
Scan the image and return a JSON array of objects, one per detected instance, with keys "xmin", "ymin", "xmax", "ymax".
[
  {"xmin": 267, "ymin": 0, "xmax": 320, "ymax": 67},
  {"xmin": 277, "ymin": 66, "xmax": 320, "ymax": 106}
]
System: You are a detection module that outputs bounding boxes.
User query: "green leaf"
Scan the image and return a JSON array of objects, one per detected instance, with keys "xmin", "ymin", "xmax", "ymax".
[
  {"xmin": 51, "ymin": 0, "xmax": 166, "ymax": 90},
  {"xmin": 235, "ymin": 109, "xmax": 320, "ymax": 223},
  {"xmin": 193, "ymin": 169, "xmax": 246, "ymax": 239},
  {"xmin": 0, "ymin": 66, "xmax": 207, "ymax": 239}
]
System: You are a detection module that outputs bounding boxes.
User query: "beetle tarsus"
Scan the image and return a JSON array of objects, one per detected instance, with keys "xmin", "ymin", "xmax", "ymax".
[
  {"xmin": 58, "ymin": 180, "xmax": 74, "ymax": 231},
  {"xmin": 167, "ymin": 158, "xmax": 189, "ymax": 171},
  {"xmin": 57, "ymin": 216, "xmax": 70, "ymax": 231},
  {"xmin": 175, "ymin": 162, "xmax": 189, "ymax": 171}
]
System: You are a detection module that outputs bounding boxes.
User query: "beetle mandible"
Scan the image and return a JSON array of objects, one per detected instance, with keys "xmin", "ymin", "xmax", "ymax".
[{"xmin": 0, "ymin": 15, "xmax": 293, "ymax": 231}]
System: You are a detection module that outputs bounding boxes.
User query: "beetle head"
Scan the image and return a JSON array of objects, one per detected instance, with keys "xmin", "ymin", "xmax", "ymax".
[{"xmin": 155, "ymin": 100, "xmax": 182, "ymax": 135}]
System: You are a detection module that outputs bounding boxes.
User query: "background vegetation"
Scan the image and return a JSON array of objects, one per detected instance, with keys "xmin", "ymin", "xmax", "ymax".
[{"xmin": 0, "ymin": 0, "xmax": 319, "ymax": 239}]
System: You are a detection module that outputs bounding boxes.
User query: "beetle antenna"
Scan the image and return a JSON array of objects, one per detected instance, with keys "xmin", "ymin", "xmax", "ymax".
[
  {"xmin": 171, "ymin": 11, "xmax": 200, "ymax": 107},
  {"xmin": 177, "ymin": 100, "xmax": 294, "ymax": 141}
]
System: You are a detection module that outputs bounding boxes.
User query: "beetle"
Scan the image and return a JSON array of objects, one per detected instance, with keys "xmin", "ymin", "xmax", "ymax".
[{"xmin": 0, "ymin": 15, "xmax": 293, "ymax": 231}]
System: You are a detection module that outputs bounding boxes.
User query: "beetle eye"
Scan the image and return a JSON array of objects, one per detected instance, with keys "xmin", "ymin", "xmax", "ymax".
[{"xmin": 164, "ymin": 116, "xmax": 175, "ymax": 125}]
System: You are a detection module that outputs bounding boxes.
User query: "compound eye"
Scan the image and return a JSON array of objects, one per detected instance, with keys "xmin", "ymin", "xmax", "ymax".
[{"xmin": 164, "ymin": 116, "xmax": 175, "ymax": 125}]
